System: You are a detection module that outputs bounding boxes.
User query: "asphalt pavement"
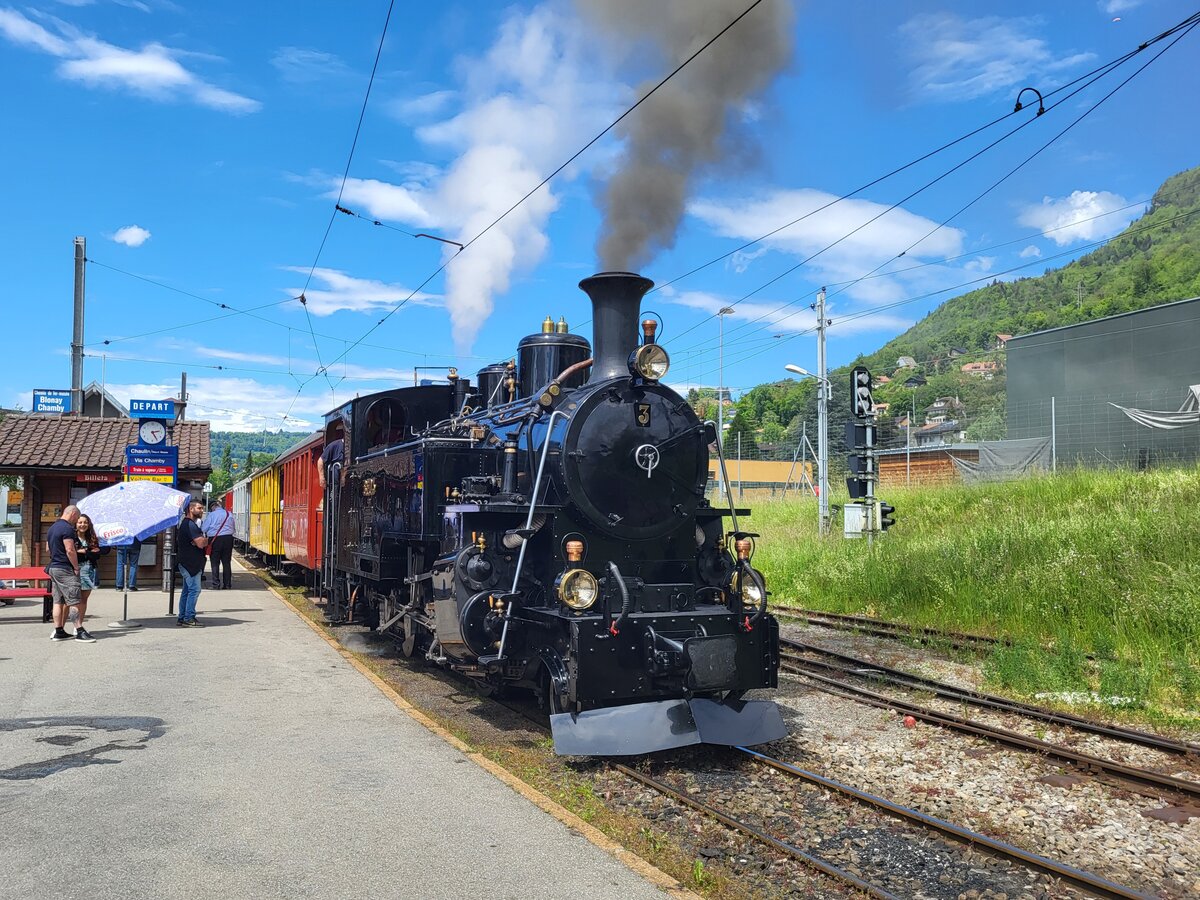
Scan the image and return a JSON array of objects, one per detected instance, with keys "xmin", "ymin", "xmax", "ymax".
[{"xmin": 0, "ymin": 561, "xmax": 674, "ymax": 899}]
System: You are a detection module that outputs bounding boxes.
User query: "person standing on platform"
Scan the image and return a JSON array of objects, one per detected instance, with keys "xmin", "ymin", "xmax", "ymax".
[
  {"xmin": 46, "ymin": 506, "xmax": 83, "ymax": 643},
  {"xmin": 176, "ymin": 500, "xmax": 208, "ymax": 627},
  {"xmin": 70, "ymin": 514, "xmax": 107, "ymax": 642},
  {"xmin": 202, "ymin": 501, "xmax": 234, "ymax": 590},
  {"xmin": 115, "ymin": 537, "xmax": 142, "ymax": 592}
]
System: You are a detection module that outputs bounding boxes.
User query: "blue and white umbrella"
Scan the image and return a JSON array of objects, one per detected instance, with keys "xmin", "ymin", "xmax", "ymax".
[
  {"xmin": 77, "ymin": 481, "xmax": 190, "ymax": 627},
  {"xmin": 77, "ymin": 481, "xmax": 190, "ymax": 547}
]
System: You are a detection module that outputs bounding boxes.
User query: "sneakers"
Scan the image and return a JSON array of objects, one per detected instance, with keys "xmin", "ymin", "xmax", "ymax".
[
  {"xmin": 176, "ymin": 619, "xmax": 186, "ymax": 626},
  {"xmin": 74, "ymin": 627, "xmax": 96, "ymax": 643},
  {"xmin": 183, "ymin": 618, "xmax": 204, "ymax": 628},
  {"xmin": 128, "ymin": 586, "xmax": 139, "ymax": 592},
  {"xmin": 51, "ymin": 628, "xmax": 71, "ymax": 642}
]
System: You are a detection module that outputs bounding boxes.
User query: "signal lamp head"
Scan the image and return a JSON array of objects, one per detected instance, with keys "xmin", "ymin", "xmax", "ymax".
[
  {"xmin": 557, "ymin": 568, "xmax": 599, "ymax": 610},
  {"xmin": 630, "ymin": 343, "xmax": 670, "ymax": 381}
]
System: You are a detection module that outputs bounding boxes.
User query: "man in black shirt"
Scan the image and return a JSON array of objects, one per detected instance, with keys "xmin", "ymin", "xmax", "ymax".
[
  {"xmin": 176, "ymin": 500, "xmax": 208, "ymax": 627},
  {"xmin": 317, "ymin": 436, "xmax": 344, "ymax": 490},
  {"xmin": 46, "ymin": 506, "xmax": 84, "ymax": 642}
]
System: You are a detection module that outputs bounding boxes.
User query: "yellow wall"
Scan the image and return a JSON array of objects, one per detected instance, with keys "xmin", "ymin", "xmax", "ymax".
[{"xmin": 708, "ymin": 459, "xmax": 811, "ymax": 486}]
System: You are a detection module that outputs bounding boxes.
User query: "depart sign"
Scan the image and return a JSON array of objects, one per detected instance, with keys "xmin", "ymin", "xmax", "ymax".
[{"xmin": 129, "ymin": 399, "xmax": 176, "ymax": 420}]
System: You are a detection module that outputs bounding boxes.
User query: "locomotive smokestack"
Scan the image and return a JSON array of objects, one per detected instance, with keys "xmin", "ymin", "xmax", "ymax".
[{"xmin": 579, "ymin": 271, "xmax": 654, "ymax": 382}]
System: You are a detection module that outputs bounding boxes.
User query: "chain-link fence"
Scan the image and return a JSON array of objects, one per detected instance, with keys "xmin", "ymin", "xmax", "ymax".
[{"xmin": 706, "ymin": 384, "xmax": 1200, "ymax": 496}]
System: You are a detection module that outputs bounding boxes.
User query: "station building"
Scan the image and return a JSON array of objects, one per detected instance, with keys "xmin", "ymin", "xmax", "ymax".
[{"xmin": 0, "ymin": 411, "xmax": 210, "ymax": 582}]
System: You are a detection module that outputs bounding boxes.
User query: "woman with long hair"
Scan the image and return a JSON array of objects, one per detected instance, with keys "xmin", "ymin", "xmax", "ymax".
[{"xmin": 71, "ymin": 514, "xmax": 107, "ymax": 642}]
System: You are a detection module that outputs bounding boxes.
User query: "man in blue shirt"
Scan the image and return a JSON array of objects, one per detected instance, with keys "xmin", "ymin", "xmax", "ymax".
[
  {"xmin": 176, "ymin": 500, "xmax": 208, "ymax": 626},
  {"xmin": 201, "ymin": 501, "xmax": 235, "ymax": 590}
]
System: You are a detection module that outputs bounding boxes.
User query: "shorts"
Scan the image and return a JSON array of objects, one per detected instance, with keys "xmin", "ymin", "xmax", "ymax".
[
  {"xmin": 49, "ymin": 568, "xmax": 82, "ymax": 606},
  {"xmin": 80, "ymin": 562, "xmax": 98, "ymax": 591}
]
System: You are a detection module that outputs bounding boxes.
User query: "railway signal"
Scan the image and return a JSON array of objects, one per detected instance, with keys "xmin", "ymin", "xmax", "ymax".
[
  {"xmin": 878, "ymin": 500, "xmax": 896, "ymax": 532},
  {"xmin": 845, "ymin": 421, "xmax": 872, "ymax": 501},
  {"xmin": 850, "ymin": 365, "xmax": 874, "ymax": 418}
]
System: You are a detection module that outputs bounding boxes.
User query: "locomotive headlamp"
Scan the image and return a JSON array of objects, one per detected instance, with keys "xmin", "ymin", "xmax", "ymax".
[
  {"xmin": 729, "ymin": 568, "xmax": 765, "ymax": 604},
  {"xmin": 557, "ymin": 568, "xmax": 599, "ymax": 610},
  {"xmin": 630, "ymin": 344, "xmax": 670, "ymax": 381}
]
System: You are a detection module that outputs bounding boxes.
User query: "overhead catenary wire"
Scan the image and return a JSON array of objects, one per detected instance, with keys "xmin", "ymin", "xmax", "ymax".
[
  {"xmin": 661, "ymin": 9, "xmax": 1200, "ymax": 349},
  {"xmin": 676, "ymin": 15, "xmax": 1199, "ymax": 370},
  {"xmin": 696, "ymin": 205, "xmax": 1200, "ymax": 383},
  {"xmin": 276, "ymin": 0, "xmax": 774, "ymax": 423}
]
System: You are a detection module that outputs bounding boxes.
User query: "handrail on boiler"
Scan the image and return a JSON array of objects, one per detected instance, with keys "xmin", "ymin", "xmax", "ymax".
[{"xmin": 494, "ymin": 409, "xmax": 568, "ymax": 662}]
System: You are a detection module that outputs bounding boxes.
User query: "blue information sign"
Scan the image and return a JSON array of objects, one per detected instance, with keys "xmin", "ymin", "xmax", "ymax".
[
  {"xmin": 125, "ymin": 445, "xmax": 179, "ymax": 486},
  {"xmin": 129, "ymin": 399, "xmax": 176, "ymax": 420},
  {"xmin": 33, "ymin": 389, "xmax": 72, "ymax": 414}
]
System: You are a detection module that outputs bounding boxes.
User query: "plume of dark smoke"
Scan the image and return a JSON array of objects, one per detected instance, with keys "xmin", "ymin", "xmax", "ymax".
[{"xmin": 577, "ymin": 0, "xmax": 795, "ymax": 271}]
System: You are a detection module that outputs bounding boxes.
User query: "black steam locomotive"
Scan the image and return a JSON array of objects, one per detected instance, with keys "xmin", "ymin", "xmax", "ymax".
[{"xmin": 321, "ymin": 272, "xmax": 784, "ymax": 755}]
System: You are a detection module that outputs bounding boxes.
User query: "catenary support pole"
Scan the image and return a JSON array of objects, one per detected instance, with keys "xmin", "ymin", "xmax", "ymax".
[
  {"xmin": 815, "ymin": 288, "xmax": 830, "ymax": 535},
  {"xmin": 1051, "ymin": 396, "xmax": 1057, "ymax": 473},
  {"xmin": 71, "ymin": 237, "xmax": 86, "ymax": 415}
]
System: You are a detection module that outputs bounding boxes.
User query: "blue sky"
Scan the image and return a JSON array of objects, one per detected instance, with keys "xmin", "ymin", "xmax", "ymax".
[{"xmin": 2, "ymin": 0, "xmax": 1197, "ymax": 431}]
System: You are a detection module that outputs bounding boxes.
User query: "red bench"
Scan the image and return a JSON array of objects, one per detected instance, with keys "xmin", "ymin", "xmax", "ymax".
[{"xmin": 0, "ymin": 566, "xmax": 55, "ymax": 623}]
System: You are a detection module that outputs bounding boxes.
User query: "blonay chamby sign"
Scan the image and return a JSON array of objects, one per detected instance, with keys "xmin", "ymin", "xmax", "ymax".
[{"xmin": 129, "ymin": 399, "xmax": 176, "ymax": 420}]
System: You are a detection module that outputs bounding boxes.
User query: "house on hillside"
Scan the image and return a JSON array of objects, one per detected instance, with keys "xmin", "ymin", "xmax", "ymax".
[
  {"xmin": 902, "ymin": 373, "xmax": 927, "ymax": 389},
  {"xmin": 915, "ymin": 420, "xmax": 967, "ymax": 447},
  {"xmin": 947, "ymin": 347, "xmax": 969, "ymax": 359},
  {"xmin": 896, "ymin": 355, "xmax": 918, "ymax": 369},
  {"xmin": 875, "ymin": 374, "xmax": 891, "ymax": 384},
  {"xmin": 872, "ymin": 402, "xmax": 890, "ymax": 416},
  {"xmin": 961, "ymin": 361, "xmax": 1000, "ymax": 379},
  {"xmin": 925, "ymin": 396, "xmax": 965, "ymax": 424},
  {"xmin": 995, "ymin": 333, "xmax": 1013, "ymax": 350}
]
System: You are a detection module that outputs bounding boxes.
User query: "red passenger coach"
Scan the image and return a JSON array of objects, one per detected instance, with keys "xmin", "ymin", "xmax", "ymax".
[{"xmin": 278, "ymin": 431, "xmax": 325, "ymax": 579}]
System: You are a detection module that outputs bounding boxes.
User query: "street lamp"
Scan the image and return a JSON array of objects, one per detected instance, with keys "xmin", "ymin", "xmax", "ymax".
[
  {"xmin": 717, "ymin": 307, "xmax": 735, "ymax": 494},
  {"xmin": 785, "ymin": 362, "xmax": 831, "ymax": 534}
]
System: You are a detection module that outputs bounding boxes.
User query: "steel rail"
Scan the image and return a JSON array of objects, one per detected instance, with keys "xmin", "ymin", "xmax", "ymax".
[
  {"xmin": 612, "ymin": 762, "xmax": 902, "ymax": 900},
  {"xmin": 774, "ymin": 606, "xmax": 1002, "ymax": 649},
  {"xmin": 781, "ymin": 659, "xmax": 1200, "ymax": 802},
  {"xmin": 781, "ymin": 639, "xmax": 1200, "ymax": 756},
  {"xmin": 736, "ymin": 747, "xmax": 1155, "ymax": 900}
]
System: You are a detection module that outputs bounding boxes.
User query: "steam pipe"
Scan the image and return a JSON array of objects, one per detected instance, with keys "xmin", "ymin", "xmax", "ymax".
[{"xmin": 608, "ymin": 560, "xmax": 633, "ymax": 635}]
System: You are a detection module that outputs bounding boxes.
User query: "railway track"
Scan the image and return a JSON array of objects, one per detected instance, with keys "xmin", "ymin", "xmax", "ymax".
[
  {"xmin": 496, "ymin": 694, "xmax": 1155, "ymax": 898},
  {"xmin": 617, "ymin": 748, "xmax": 1155, "ymax": 899},
  {"xmin": 774, "ymin": 606, "xmax": 1003, "ymax": 650},
  {"xmin": 780, "ymin": 643, "xmax": 1200, "ymax": 803},
  {"xmin": 781, "ymin": 638, "xmax": 1200, "ymax": 757}
]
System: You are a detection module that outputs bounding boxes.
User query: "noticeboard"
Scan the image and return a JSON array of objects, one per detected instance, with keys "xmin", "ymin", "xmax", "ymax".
[{"xmin": 125, "ymin": 445, "xmax": 179, "ymax": 486}]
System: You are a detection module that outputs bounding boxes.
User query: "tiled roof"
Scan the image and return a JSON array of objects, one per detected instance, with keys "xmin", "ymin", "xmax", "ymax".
[{"xmin": 0, "ymin": 416, "xmax": 210, "ymax": 472}]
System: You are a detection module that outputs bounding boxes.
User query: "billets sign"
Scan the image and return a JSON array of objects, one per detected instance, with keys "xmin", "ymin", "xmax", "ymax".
[{"xmin": 125, "ymin": 445, "xmax": 179, "ymax": 485}]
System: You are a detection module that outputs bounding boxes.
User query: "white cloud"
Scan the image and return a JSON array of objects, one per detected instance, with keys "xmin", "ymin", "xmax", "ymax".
[
  {"xmin": 270, "ymin": 46, "xmax": 347, "ymax": 84},
  {"xmin": 281, "ymin": 266, "xmax": 441, "ymax": 316},
  {"xmin": 0, "ymin": 8, "xmax": 259, "ymax": 113},
  {"xmin": 111, "ymin": 224, "xmax": 151, "ymax": 247},
  {"xmin": 1019, "ymin": 244, "xmax": 1042, "ymax": 258},
  {"xmin": 388, "ymin": 89, "xmax": 456, "ymax": 120},
  {"xmin": 662, "ymin": 288, "xmax": 913, "ymax": 339},
  {"xmin": 1100, "ymin": 1, "xmax": 1141, "ymax": 14},
  {"xmin": 900, "ymin": 13, "xmax": 1094, "ymax": 103},
  {"xmin": 963, "ymin": 255, "xmax": 997, "ymax": 273},
  {"xmin": 310, "ymin": 5, "xmax": 618, "ymax": 352},
  {"xmin": 1017, "ymin": 190, "xmax": 1137, "ymax": 246},
  {"xmin": 688, "ymin": 188, "xmax": 965, "ymax": 305}
]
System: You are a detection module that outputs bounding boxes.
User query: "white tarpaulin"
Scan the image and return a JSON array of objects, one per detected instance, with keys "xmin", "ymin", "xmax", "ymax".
[
  {"xmin": 1110, "ymin": 385, "xmax": 1200, "ymax": 430},
  {"xmin": 948, "ymin": 437, "xmax": 1052, "ymax": 483}
]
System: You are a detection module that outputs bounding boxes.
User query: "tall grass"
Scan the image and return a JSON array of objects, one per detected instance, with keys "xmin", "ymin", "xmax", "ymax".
[{"xmin": 744, "ymin": 467, "xmax": 1200, "ymax": 715}]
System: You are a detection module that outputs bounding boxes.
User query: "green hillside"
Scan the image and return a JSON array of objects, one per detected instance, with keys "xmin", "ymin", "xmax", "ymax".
[
  {"xmin": 862, "ymin": 164, "xmax": 1200, "ymax": 372},
  {"xmin": 725, "ymin": 165, "xmax": 1200, "ymax": 451},
  {"xmin": 207, "ymin": 430, "xmax": 311, "ymax": 492}
]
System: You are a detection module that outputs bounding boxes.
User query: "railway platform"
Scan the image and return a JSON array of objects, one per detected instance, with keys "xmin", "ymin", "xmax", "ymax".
[{"xmin": 0, "ymin": 561, "xmax": 678, "ymax": 900}]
